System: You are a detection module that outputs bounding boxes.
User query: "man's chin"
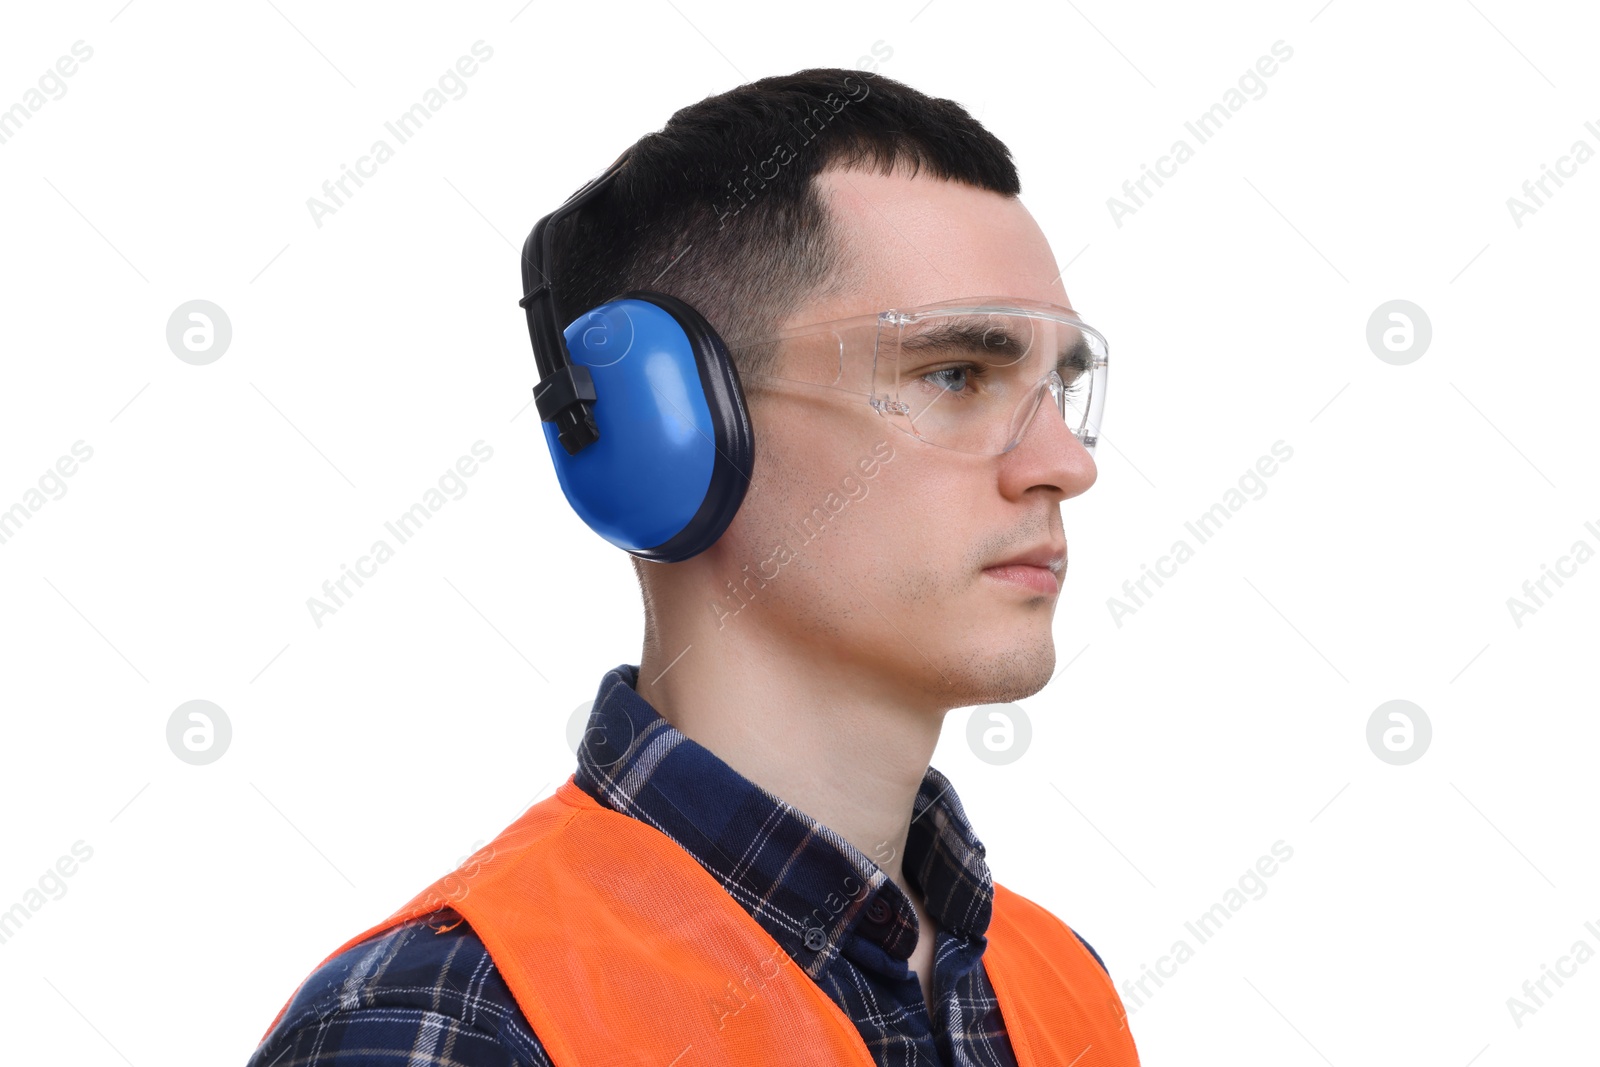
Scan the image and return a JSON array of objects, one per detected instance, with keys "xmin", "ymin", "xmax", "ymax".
[{"xmin": 919, "ymin": 640, "xmax": 1057, "ymax": 710}]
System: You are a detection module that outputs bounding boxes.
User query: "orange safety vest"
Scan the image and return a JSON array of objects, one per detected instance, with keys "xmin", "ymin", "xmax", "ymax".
[{"xmin": 263, "ymin": 774, "xmax": 1140, "ymax": 1066}]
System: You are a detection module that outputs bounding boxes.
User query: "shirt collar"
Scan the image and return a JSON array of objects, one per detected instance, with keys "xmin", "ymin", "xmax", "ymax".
[{"xmin": 572, "ymin": 663, "xmax": 996, "ymax": 972}]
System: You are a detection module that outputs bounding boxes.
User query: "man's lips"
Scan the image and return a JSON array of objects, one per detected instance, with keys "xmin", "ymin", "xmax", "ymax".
[
  {"xmin": 986, "ymin": 543, "xmax": 1067, "ymax": 573},
  {"xmin": 982, "ymin": 565, "xmax": 1062, "ymax": 596},
  {"xmin": 982, "ymin": 542, "xmax": 1066, "ymax": 596}
]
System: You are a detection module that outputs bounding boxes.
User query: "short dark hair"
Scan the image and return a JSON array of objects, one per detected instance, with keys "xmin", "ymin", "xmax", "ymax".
[{"xmin": 544, "ymin": 67, "xmax": 1021, "ymax": 380}]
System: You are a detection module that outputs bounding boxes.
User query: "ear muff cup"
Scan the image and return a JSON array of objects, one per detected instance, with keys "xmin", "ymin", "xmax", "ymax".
[{"xmin": 542, "ymin": 289, "xmax": 754, "ymax": 563}]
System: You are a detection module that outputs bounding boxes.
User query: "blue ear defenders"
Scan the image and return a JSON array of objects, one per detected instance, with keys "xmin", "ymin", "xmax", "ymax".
[{"xmin": 519, "ymin": 148, "xmax": 754, "ymax": 563}]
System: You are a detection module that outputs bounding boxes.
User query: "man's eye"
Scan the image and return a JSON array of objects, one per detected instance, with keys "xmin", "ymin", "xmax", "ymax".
[{"xmin": 920, "ymin": 364, "xmax": 984, "ymax": 394}]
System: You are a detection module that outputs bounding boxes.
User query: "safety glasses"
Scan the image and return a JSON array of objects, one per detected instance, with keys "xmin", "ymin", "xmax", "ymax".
[{"xmin": 730, "ymin": 296, "xmax": 1108, "ymax": 457}]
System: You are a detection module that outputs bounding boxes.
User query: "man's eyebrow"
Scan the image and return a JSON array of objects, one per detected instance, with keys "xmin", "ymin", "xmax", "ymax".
[{"xmin": 898, "ymin": 318, "xmax": 1093, "ymax": 370}]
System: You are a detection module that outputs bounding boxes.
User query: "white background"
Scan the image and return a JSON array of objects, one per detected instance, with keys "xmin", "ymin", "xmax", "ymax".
[{"xmin": 1, "ymin": 1, "xmax": 1596, "ymax": 1064}]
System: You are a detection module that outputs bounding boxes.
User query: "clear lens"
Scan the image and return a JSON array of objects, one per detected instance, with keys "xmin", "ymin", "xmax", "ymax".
[
  {"xmin": 874, "ymin": 306, "xmax": 1107, "ymax": 455},
  {"xmin": 732, "ymin": 299, "xmax": 1108, "ymax": 457}
]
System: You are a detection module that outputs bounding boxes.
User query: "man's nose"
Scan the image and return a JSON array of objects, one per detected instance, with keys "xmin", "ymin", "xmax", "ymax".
[{"xmin": 1002, "ymin": 375, "xmax": 1097, "ymax": 497}]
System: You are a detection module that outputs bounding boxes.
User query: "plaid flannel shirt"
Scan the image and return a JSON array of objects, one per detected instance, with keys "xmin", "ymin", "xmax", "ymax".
[{"xmin": 248, "ymin": 663, "xmax": 1110, "ymax": 1066}]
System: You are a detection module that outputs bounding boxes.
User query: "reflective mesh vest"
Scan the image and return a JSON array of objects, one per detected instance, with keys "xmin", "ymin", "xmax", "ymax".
[{"xmin": 264, "ymin": 774, "xmax": 1140, "ymax": 1066}]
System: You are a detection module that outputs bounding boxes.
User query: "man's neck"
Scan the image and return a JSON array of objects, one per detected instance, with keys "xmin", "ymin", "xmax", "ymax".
[{"xmin": 633, "ymin": 638, "xmax": 945, "ymax": 895}]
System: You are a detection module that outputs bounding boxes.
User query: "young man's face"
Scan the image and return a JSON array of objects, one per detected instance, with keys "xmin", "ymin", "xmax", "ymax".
[{"xmin": 722, "ymin": 164, "xmax": 1098, "ymax": 711}]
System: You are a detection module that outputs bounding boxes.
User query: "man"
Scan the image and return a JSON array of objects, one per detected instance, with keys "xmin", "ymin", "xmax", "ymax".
[{"xmin": 248, "ymin": 67, "xmax": 1135, "ymax": 1065}]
